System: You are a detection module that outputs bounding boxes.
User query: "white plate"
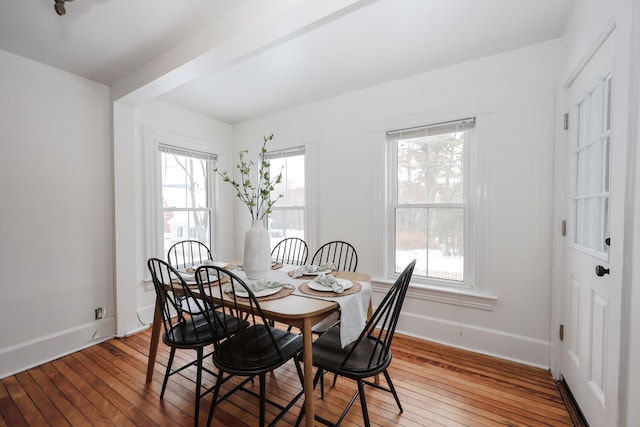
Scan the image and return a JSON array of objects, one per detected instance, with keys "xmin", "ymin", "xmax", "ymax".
[
  {"xmin": 308, "ymin": 278, "xmax": 352, "ymax": 292},
  {"xmin": 305, "ymin": 268, "xmax": 333, "ymax": 276},
  {"xmin": 195, "ymin": 261, "xmax": 228, "ymax": 268},
  {"xmin": 234, "ymin": 286, "xmax": 282, "ymax": 298},
  {"xmin": 183, "ymin": 272, "xmax": 220, "ymax": 284}
]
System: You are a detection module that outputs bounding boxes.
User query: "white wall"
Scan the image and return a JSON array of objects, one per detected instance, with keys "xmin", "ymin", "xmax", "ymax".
[
  {"xmin": 233, "ymin": 40, "xmax": 561, "ymax": 367},
  {"xmin": 0, "ymin": 49, "xmax": 112, "ymax": 378}
]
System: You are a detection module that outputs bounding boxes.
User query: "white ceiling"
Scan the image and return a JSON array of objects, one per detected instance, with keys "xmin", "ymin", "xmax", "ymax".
[{"xmin": 0, "ymin": 0, "xmax": 576, "ymax": 124}]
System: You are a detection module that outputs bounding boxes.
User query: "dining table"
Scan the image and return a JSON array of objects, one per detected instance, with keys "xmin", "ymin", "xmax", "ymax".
[{"xmin": 145, "ymin": 262, "xmax": 372, "ymax": 427}]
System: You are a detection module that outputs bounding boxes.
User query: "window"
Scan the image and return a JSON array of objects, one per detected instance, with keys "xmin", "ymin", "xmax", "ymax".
[
  {"xmin": 571, "ymin": 73, "xmax": 611, "ymax": 256},
  {"xmin": 159, "ymin": 146, "xmax": 215, "ymax": 255},
  {"xmin": 264, "ymin": 146, "xmax": 306, "ymax": 249},
  {"xmin": 145, "ymin": 128, "xmax": 217, "ymax": 262},
  {"xmin": 387, "ymin": 118, "xmax": 475, "ymax": 286}
]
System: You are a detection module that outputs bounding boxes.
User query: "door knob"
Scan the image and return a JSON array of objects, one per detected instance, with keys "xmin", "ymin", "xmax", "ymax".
[{"xmin": 595, "ymin": 265, "xmax": 610, "ymax": 277}]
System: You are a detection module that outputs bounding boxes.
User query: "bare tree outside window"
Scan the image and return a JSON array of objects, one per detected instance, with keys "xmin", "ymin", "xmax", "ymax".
[{"xmin": 161, "ymin": 151, "xmax": 212, "ymax": 253}]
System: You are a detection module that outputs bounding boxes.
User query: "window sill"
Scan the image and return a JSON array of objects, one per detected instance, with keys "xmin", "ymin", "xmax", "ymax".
[{"xmin": 371, "ymin": 278, "xmax": 497, "ymax": 311}]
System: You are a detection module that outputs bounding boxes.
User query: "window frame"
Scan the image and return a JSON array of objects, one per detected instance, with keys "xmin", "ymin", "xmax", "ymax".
[
  {"xmin": 569, "ymin": 72, "xmax": 612, "ymax": 261},
  {"xmin": 144, "ymin": 128, "xmax": 219, "ymax": 270},
  {"xmin": 385, "ymin": 118, "xmax": 476, "ymax": 289},
  {"xmin": 264, "ymin": 145, "xmax": 310, "ymax": 249}
]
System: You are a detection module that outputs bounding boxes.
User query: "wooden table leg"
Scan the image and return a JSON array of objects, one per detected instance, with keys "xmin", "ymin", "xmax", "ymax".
[
  {"xmin": 302, "ymin": 318, "xmax": 315, "ymax": 426},
  {"xmin": 145, "ymin": 301, "xmax": 162, "ymax": 383}
]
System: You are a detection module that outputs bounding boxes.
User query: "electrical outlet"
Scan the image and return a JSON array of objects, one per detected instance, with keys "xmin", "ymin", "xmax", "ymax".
[{"xmin": 95, "ymin": 307, "xmax": 104, "ymax": 320}]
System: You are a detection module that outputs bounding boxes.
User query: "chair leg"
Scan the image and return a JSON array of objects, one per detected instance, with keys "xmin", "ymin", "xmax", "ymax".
[
  {"xmin": 161, "ymin": 347, "xmax": 176, "ymax": 399},
  {"xmin": 383, "ymin": 369, "xmax": 403, "ymax": 412},
  {"xmin": 193, "ymin": 347, "xmax": 203, "ymax": 427},
  {"xmin": 259, "ymin": 373, "xmax": 266, "ymax": 427},
  {"xmin": 357, "ymin": 380, "xmax": 370, "ymax": 427},
  {"xmin": 206, "ymin": 370, "xmax": 225, "ymax": 427}
]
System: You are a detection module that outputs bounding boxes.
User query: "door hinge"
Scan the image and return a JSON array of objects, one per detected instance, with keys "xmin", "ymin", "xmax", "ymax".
[
  {"xmin": 564, "ymin": 113, "xmax": 569, "ymax": 130},
  {"xmin": 559, "ymin": 324, "xmax": 564, "ymax": 341},
  {"xmin": 561, "ymin": 220, "xmax": 567, "ymax": 236}
]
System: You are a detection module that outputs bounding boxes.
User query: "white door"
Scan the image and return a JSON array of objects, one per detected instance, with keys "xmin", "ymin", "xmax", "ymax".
[{"xmin": 561, "ymin": 29, "xmax": 623, "ymax": 427}]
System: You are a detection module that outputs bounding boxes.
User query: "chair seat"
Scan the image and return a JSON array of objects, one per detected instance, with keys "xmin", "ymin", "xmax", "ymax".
[
  {"xmin": 164, "ymin": 311, "xmax": 249, "ymax": 348},
  {"xmin": 309, "ymin": 326, "xmax": 391, "ymax": 378},
  {"xmin": 214, "ymin": 325, "xmax": 303, "ymax": 375}
]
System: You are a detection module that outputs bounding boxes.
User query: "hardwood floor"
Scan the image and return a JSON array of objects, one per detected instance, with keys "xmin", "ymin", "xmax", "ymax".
[{"xmin": 0, "ymin": 328, "xmax": 573, "ymax": 426}]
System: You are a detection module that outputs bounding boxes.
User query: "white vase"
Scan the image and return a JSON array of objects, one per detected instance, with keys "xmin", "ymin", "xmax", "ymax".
[{"xmin": 243, "ymin": 220, "xmax": 271, "ymax": 280}]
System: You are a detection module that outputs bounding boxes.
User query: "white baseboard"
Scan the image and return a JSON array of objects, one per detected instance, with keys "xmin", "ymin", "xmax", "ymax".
[
  {"xmin": 0, "ymin": 316, "xmax": 117, "ymax": 380},
  {"xmin": 396, "ymin": 311, "xmax": 551, "ymax": 369},
  {"xmin": 1, "ymin": 306, "xmax": 550, "ymax": 380}
]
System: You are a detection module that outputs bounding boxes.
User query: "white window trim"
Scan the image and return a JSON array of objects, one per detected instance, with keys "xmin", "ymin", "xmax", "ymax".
[
  {"xmin": 143, "ymin": 127, "xmax": 221, "ymax": 289},
  {"xmin": 373, "ymin": 106, "xmax": 497, "ymax": 308},
  {"xmin": 388, "ymin": 118, "xmax": 475, "ymax": 288},
  {"xmin": 264, "ymin": 140, "xmax": 317, "ymax": 253}
]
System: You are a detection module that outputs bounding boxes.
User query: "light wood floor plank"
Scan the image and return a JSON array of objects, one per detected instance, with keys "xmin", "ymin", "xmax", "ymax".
[{"xmin": 0, "ymin": 328, "xmax": 572, "ymax": 426}]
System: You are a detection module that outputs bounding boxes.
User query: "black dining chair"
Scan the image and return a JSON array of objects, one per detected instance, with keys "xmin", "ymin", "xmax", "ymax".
[
  {"xmin": 167, "ymin": 240, "xmax": 215, "ymax": 314},
  {"xmin": 147, "ymin": 258, "xmax": 248, "ymax": 427},
  {"xmin": 167, "ymin": 239, "xmax": 213, "ymax": 269},
  {"xmin": 271, "ymin": 237, "xmax": 308, "ymax": 266},
  {"xmin": 309, "ymin": 240, "xmax": 359, "ymax": 388},
  {"xmin": 196, "ymin": 265, "xmax": 305, "ymax": 427},
  {"xmin": 294, "ymin": 259, "xmax": 417, "ymax": 427},
  {"xmin": 311, "ymin": 240, "xmax": 358, "ymax": 272}
]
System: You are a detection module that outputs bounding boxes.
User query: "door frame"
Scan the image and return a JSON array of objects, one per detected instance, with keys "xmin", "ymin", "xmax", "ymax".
[{"xmin": 550, "ymin": 4, "xmax": 638, "ymax": 424}]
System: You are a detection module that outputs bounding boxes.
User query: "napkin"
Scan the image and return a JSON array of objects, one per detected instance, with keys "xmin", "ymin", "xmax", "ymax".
[
  {"xmin": 225, "ymin": 280, "xmax": 293, "ymax": 294},
  {"xmin": 180, "ymin": 272, "xmax": 196, "ymax": 282},
  {"xmin": 291, "ymin": 262, "xmax": 336, "ymax": 278},
  {"xmin": 313, "ymin": 273, "xmax": 344, "ymax": 293}
]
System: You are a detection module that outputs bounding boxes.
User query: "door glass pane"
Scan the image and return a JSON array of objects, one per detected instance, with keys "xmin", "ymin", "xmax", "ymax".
[
  {"xmin": 590, "ymin": 84, "xmax": 603, "ymax": 137},
  {"xmin": 575, "ymin": 198, "xmax": 586, "ymax": 246},
  {"xmin": 572, "ymin": 75, "xmax": 611, "ymax": 255},
  {"xmin": 587, "ymin": 197, "xmax": 600, "ymax": 250},
  {"xmin": 603, "ymin": 137, "xmax": 610, "ymax": 192},
  {"xmin": 577, "ymin": 100, "xmax": 588, "ymax": 148},
  {"xmin": 588, "ymin": 143, "xmax": 602, "ymax": 194},
  {"xmin": 576, "ymin": 150, "xmax": 586, "ymax": 196},
  {"xmin": 605, "ymin": 77, "xmax": 612, "ymax": 131}
]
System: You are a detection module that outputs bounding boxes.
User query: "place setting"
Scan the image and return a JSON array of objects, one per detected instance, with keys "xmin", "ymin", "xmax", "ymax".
[
  {"xmin": 177, "ymin": 261, "xmax": 233, "ymax": 286},
  {"xmin": 224, "ymin": 279, "xmax": 295, "ymax": 301},
  {"xmin": 288, "ymin": 262, "xmax": 337, "ymax": 279},
  {"xmin": 298, "ymin": 273, "xmax": 362, "ymax": 297}
]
